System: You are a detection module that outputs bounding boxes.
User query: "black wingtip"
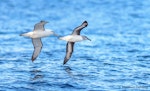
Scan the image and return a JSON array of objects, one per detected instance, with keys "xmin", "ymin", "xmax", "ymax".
[
  {"xmin": 63, "ymin": 61, "xmax": 67, "ymax": 65},
  {"xmin": 83, "ymin": 21, "xmax": 87, "ymax": 23},
  {"xmin": 83, "ymin": 21, "xmax": 88, "ymax": 27},
  {"xmin": 63, "ymin": 58, "xmax": 69, "ymax": 65},
  {"xmin": 31, "ymin": 57, "xmax": 35, "ymax": 62}
]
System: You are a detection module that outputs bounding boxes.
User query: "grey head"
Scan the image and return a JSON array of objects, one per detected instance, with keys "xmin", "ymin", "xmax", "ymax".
[
  {"xmin": 72, "ymin": 21, "xmax": 88, "ymax": 35},
  {"xmin": 34, "ymin": 20, "xmax": 48, "ymax": 31}
]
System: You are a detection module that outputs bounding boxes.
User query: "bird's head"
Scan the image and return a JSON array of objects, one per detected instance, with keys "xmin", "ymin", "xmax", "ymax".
[{"xmin": 40, "ymin": 20, "xmax": 49, "ymax": 25}]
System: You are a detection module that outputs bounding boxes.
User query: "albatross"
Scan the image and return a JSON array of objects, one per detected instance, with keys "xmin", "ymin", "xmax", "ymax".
[
  {"xmin": 20, "ymin": 20, "xmax": 57, "ymax": 61},
  {"xmin": 59, "ymin": 21, "xmax": 91, "ymax": 64}
]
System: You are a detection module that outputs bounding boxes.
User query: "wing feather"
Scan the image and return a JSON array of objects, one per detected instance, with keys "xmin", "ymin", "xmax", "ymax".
[
  {"xmin": 33, "ymin": 21, "xmax": 47, "ymax": 31},
  {"xmin": 34, "ymin": 23, "xmax": 44, "ymax": 31},
  {"xmin": 32, "ymin": 38, "xmax": 43, "ymax": 61},
  {"xmin": 72, "ymin": 21, "xmax": 88, "ymax": 35},
  {"xmin": 63, "ymin": 42, "xmax": 75, "ymax": 64}
]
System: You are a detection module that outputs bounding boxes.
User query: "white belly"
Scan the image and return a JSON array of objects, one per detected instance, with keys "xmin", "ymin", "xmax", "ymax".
[
  {"xmin": 59, "ymin": 35, "xmax": 83, "ymax": 42},
  {"xmin": 21, "ymin": 31, "xmax": 54, "ymax": 38}
]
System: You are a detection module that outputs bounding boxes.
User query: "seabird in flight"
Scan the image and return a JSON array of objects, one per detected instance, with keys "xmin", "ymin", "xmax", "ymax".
[
  {"xmin": 59, "ymin": 21, "xmax": 91, "ymax": 64},
  {"xmin": 20, "ymin": 21, "xmax": 58, "ymax": 61}
]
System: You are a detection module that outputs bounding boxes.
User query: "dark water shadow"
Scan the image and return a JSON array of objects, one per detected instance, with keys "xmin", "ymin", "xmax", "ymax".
[
  {"xmin": 29, "ymin": 69, "xmax": 43, "ymax": 81},
  {"xmin": 63, "ymin": 65, "xmax": 73, "ymax": 77},
  {"xmin": 63, "ymin": 65, "xmax": 90, "ymax": 79},
  {"xmin": 27, "ymin": 67, "xmax": 45, "ymax": 90}
]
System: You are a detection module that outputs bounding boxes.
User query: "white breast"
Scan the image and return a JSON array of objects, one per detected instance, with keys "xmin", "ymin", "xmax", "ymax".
[
  {"xmin": 59, "ymin": 35, "xmax": 83, "ymax": 42},
  {"xmin": 21, "ymin": 31, "xmax": 54, "ymax": 38},
  {"xmin": 33, "ymin": 31, "xmax": 53, "ymax": 38}
]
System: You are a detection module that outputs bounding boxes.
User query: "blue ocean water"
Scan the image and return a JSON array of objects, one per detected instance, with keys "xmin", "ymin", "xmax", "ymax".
[{"xmin": 0, "ymin": 0, "xmax": 150, "ymax": 90}]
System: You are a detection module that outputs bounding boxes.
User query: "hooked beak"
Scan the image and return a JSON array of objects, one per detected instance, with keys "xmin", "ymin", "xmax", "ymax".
[
  {"xmin": 87, "ymin": 37, "xmax": 91, "ymax": 41},
  {"xmin": 53, "ymin": 32, "xmax": 60, "ymax": 37},
  {"xmin": 45, "ymin": 21, "xmax": 49, "ymax": 24},
  {"xmin": 54, "ymin": 33, "xmax": 59, "ymax": 37}
]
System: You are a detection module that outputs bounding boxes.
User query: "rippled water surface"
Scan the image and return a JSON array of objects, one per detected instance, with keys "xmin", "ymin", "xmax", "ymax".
[{"xmin": 0, "ymin": 0, "xmax": 150, "ymax": 90}]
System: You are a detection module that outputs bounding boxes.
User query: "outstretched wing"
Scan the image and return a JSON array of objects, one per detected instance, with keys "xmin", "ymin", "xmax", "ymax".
[
  {"xmin": 63, "ymin": 42, "xmax": 75, "ymax": 64},
  {"xmin": 72, "ymin": 21, "xmax": 88, "ymax": 35},
  {"xmin": 34, "ymin": 23, "xmax": 44, "ymax": 31},
  {"xmin": 33, "ymin": 21, "xmax": 48, "ymax": 31},
  {"xmin": 32, "ymin": 38, "xmax": 43, "ymax": 61}
]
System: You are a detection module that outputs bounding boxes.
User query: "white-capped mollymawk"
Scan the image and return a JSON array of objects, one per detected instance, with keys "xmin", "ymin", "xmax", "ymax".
[
  {"xmin": 59, "ymin": 21, "xmax": 91, "ymax": 64},
  {"xmin": 21, "ymin": 20, "xmax": 57, "ymax": 61}
]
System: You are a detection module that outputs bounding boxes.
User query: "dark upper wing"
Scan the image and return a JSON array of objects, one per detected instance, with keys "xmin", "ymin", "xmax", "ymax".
[
  {"xmin": 34, "ymin": 23, "xmax": 45, "ymax": 31},
  {"xmin": 32, "ymin": 38, "xmax": 43, "ymax": 61},
  {"xmin": 33, "ymin": 21, "xmax": 45, "ymax": 31},
  {"xmin": 72, "ymin": 21, "xmax": 88, "ymax": 35},
  {"xmin": 63, "ymin": 42, "xmax": 75, "ymax": 64}
]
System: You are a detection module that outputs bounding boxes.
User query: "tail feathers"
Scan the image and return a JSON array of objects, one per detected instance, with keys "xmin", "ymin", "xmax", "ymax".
[
  {"xmin": 20, "ymin": 33, "xmax": 26, "ymax": 36},
  {"xmin": 20, "ymin": 34, "xmax": 23, "ymax": 36},
  {"xmin": 20, "ymin": 33, "xmax": 31, "ymax": 37}
]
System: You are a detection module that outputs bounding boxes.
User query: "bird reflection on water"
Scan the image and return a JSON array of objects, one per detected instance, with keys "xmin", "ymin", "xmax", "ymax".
[
  {"xmin": 27, "ymin": 68, "xmax": 45, "ymax": 90},
  {"xmin": 30, "ymin": 69, "xmax": 43, "ymax": 81},
  {"xmin": 63, "ymin": 66, "xmax": 73, "ymax": 76}
]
